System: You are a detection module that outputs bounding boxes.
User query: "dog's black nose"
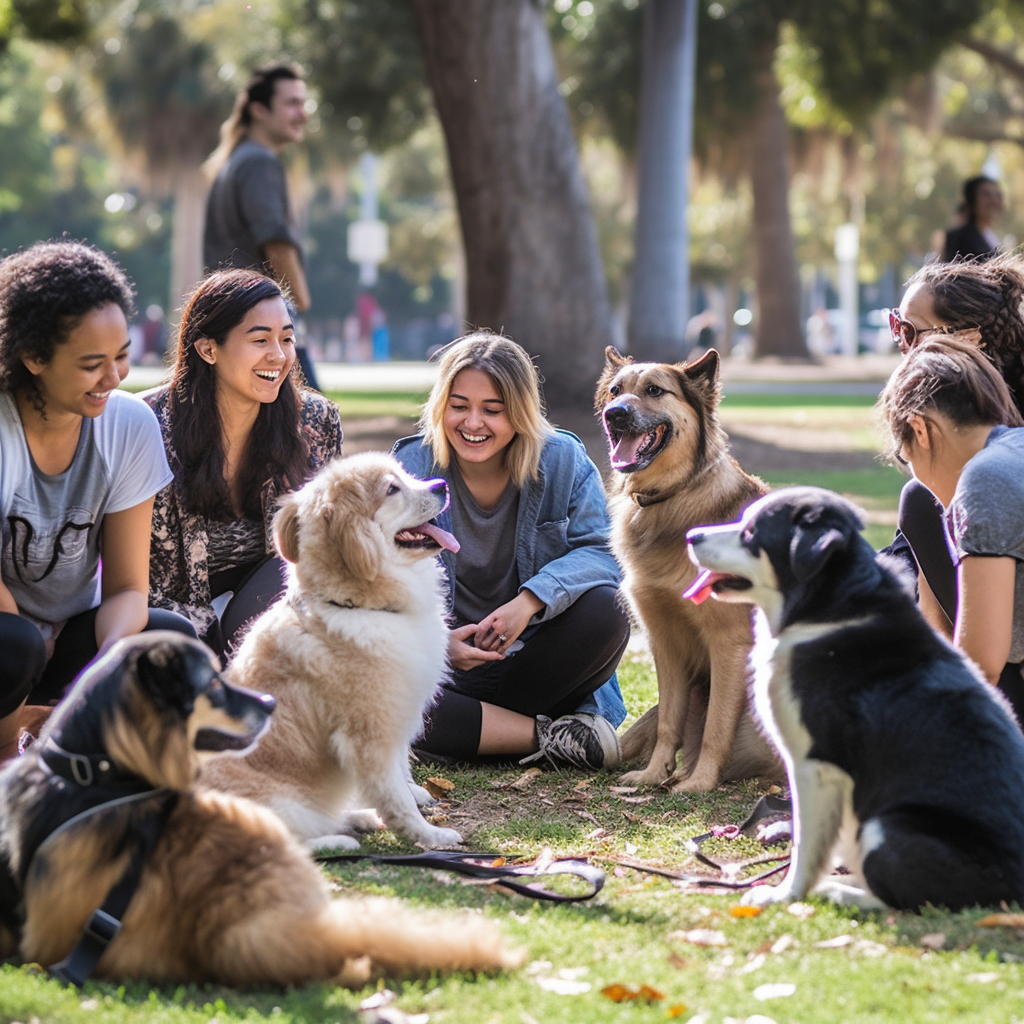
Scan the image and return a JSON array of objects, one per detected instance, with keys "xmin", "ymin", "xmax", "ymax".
[
  {"xmin": 604, "ymin": 404, "xmax": 630, "ymax": 430},
  {"xmin": 260, "ymin": 693, "xmax": 277, "ymax": 713},
  {"xmin": 429, "ymin": 479, "xmax": 449, "ymax": 501}
]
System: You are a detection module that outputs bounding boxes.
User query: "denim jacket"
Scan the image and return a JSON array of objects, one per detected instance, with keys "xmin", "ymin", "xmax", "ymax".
[{"xmin": 392, "ymin": 429, "xmax": 626, "ymax": 725}]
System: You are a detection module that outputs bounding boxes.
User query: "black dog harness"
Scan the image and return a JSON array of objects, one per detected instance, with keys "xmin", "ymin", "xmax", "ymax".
[{"xmin": 30, "ymin": 740, "xmax": 179, "ymax": 986}]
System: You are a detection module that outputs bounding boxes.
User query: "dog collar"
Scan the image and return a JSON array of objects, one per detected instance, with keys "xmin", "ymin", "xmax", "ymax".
[{"xmin": 40, "ymin": 738, "xmax": 149, "ymax": 791}]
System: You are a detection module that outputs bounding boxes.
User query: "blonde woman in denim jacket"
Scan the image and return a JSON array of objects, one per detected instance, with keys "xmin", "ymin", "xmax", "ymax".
[{"xmin": 394, "ymin": 332, "xmax": 629, "ymax": 771}]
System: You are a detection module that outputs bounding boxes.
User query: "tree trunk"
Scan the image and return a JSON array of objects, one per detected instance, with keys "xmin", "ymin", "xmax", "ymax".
[
  {"xmin": 628, "ymin": 0, "xmax": 698, "ymax": 363},
  {"xmin": 169, "ymin": 163, "xmax": 207, "ymax": 318},
  {"xmin": 748, "ymin": 41, "xmax": 808, "ymax": 360},
  {"xmin": 410, "ymin": 0, "xmax": 614, "ymax": 408}
]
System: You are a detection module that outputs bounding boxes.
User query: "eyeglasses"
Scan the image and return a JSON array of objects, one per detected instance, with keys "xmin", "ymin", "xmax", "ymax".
[{"xmin": 888, "ymin": 309, "xmax": 957, "ymax": 354}]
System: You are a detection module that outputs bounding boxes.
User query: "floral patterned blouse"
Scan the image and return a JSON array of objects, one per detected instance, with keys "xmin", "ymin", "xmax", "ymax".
[{"xmin": 143, "ymin": 386, "xmax": 344, "ymax": 637}]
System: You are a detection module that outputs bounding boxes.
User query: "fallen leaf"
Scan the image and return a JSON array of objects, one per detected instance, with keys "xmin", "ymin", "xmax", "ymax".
[
  {"xmin": 608, "ymin": 785, "xmax": 639, "ymax": 794},
  {"xmin": 770, "ymin": 935, "xmax": 796, "ymax": 955},
  {"xmin": 599, "ymin": 983, "xmax": 664, "ymax": 1003},
  {"xmin": 536, "ymin": 977, "xmax": 591, "ymax": 995},
  {"xmin": 753, "ymin": 982, "xmax": 796, "ymax": 1001},
  {"xmin": 786, "ymin": 902, "xmax": 816, "ymax": 920},
  {"xmin": 815, "ymin": 935, "xmax": 854, "ymax": 949},
  {"xmin": 920, "ymin": 933, "xmax": 946, "ymax": 951},
  {"xmin": 669, "ymin": 928, "xmax": 728, "ymax": 947},
  {"xmin": 666, "ymin": 1005, "xmax": 688, "ymax": 1018},
  {"xmin": 730, "ymin": 905, "xmax": 762, "ymax": 918},
  {"xmin": 619, "ymin": 795, "xmax": 655, "ymax": 804},
  {"xmin": 360, "ymin": 990, "xmax": 396, "ymax": 1011},
  {"xmin": 510, "ymin": 768, "xmax": 544, "ymax": 790},
  {"xmin": 977, "ymin": 913, "xmax": 1024, "ymax": 929},
  {"xmin": 424, "ymin": 775, "xmax": 454, "ymax": 795},
  {"xmin": 966, "ymin": 972, "xmax": 1002, "ymax": 984}
]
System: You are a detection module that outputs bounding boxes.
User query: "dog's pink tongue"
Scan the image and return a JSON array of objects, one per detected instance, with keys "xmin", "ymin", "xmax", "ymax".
[
  {"xmin": 418, "ymin": 522, "xmax": 460, "ymax": 553},
  {"xmin": 683, "ymin": 569, "xmax": 725, "ymax": 605},
  {"xmin": 609, "ymin": 433, "xmax": 645, "ymax": 469}
]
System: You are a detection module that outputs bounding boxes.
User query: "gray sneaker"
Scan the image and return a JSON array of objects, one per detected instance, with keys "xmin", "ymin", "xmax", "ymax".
[{"xmin": 520, "ymin": 713, "xmax": 622, "ymax": 771}]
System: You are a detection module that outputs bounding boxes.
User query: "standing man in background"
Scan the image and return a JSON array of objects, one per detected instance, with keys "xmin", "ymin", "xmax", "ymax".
[{"xmin": 203, "ymin": 62, "xmax": 321, "ymax": 390}]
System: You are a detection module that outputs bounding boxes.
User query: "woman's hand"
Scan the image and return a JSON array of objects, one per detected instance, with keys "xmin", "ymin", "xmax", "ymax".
[
  {"xmin": 474, "ymin": 590, "xmax": 545, "ymax": 653},
  {"xmin": 448, "ymin": 623, "xmax": 507, "ymax": 671}
]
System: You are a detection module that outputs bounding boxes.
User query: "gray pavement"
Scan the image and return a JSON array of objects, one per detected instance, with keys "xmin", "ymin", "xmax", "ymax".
[{"xmin": 124, "ymin": 352, "xmax": 901, "ymax": 395}]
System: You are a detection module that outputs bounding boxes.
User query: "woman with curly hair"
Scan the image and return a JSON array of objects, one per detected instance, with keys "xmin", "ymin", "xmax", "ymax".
[
  {"xmin": 143, "ymin": 269, "xmax": 343, "ymax": 656},
  {"xmin": 886, "ymin": 251, "xmax": 1024, "ymax": 616},
  {"xmin": 879, "ymin": 336, "xmax": 1024, "ymax": 718},
  {"xmin": 0, "ymin": 240, "xmax": 194, "ymax": 759}
]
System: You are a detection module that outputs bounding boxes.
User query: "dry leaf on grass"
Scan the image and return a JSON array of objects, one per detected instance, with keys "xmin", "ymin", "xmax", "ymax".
[
  {"xmin": 600, "ymin": 983, "xmax": 665, "ymax": 1003},
  {"xmin": 669, "ymin": 928, "xmax": 728, "ymax": 947},
  {"xmin": 753, "ymin": 982, "xmax": 796, "ymax": 1001},
  {"xmin": 730, "ymin": 905, "xmax": 762, "ymax": 918},
  {"xmin": 423, "ymin": 776, "xmax": 455, "ymax": 799},
  {"xmin": 976, "ymin": 913, "xmax": 1024, "ymax": 929},
  {"xmin": 919, "ymin": 933, "xmax": 946, "ymax": 950}
]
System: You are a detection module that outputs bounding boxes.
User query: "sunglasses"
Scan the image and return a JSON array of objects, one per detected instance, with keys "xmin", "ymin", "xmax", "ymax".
[{"xmin": 888, "ymin": 309, "xmax": 957, "ymax": 354}]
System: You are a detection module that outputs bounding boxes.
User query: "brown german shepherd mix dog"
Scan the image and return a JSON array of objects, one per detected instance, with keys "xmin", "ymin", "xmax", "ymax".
[
  {"xmin": 0, "ymin": 633, "xmax": 515, "ymax": 987},
  {"xmin": 596, "ymin": 347, "xmax": 782, "ymax": 791}
]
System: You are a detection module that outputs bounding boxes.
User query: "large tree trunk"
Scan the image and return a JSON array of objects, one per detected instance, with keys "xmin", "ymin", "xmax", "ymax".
[
  {"xmin": 748, "ymin": 41, "xmax": 808, "ymax": 360},
  {"xmin": 169, "ymin": 162, "xmax": 207, "ymax": 318},
  {"xmin": 628, "ymin": 0, "xmax": 698, "ymax": 363},
  {"xmin": 410, "ymin": 0, "xmax": 614, "ymax": 408}
]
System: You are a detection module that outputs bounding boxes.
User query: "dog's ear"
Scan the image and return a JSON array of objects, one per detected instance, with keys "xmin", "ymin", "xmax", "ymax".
[
  {"xmin": 273, "ymin": 495, "xmax": 302, "ymax": 564},
  {"xmin": 790, "ymin": 524, "xmax": 848, "ymax": 583},
  {"xmin": 682, "ymin": 348, "xmax": 721, "ymax": 385},
  {"xmin": 132, "ymin": 635, "xmax": 192, "ymax": 712},
  {"xmin": 595, "ymin": 347, "xmax": 632, "ymax": 410},
  {"xmin": 336, "ymin": 516, "xmax": 383, "ymax": 580}
]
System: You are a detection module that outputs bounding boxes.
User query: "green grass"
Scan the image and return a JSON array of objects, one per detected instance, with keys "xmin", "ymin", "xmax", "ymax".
[
  {"xmin": 321, "ymin": 389, "xmax": 428, "ymax": 421},
  {"xmin": 5, "ymin": 654, "xmax": 1024, "ymax": 1023}
]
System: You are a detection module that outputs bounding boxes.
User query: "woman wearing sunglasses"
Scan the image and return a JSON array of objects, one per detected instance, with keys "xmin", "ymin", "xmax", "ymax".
[
  {"xmin": 879, "ymin": 335, "xmax": 1024, "ymax": 720},
  {"xmin": 885, "ymin": 253, "xmax": 1024, "ymax": 616}
]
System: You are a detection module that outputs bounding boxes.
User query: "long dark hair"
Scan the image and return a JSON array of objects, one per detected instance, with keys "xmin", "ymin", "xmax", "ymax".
[{"xmin": 167, "ymin": 269, "xmax": 308, "ymax": 520}]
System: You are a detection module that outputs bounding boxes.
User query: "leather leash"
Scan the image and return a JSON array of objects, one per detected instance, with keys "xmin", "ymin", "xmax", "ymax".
[{"xmin": 316, "ymin": 849, "xmax": 605, "ymax": 902}]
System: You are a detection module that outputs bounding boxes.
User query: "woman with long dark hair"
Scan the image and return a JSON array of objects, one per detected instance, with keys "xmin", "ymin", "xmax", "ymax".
[{"xmin": 145, "ymin": 269, "xmax": 343, "ymax": 656}]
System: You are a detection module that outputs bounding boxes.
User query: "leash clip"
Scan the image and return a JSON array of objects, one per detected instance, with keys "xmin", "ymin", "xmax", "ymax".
[{"xmin": 69, "ymin": 754, "xmax": 94, "ymax": 787}]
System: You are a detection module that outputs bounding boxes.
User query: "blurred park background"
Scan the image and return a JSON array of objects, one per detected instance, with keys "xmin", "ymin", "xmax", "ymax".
[{"xmin": 3, "ymin": 0, "xmax": 1024, "ymax": 408}]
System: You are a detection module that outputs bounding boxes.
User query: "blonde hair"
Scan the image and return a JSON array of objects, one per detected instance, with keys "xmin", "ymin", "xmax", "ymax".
[
  {"xmin": 419, "ymin": 332, "xmax": 554, "ymax": 488},
  {"xmin": 878, "ymin": 334, "xmax": 1024, "ymax": 464}
]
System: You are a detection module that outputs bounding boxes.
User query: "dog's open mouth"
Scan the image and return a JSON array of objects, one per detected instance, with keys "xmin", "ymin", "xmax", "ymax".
[
  {"xmin": 395, "ymin": 522, "xmax": 461, "ymax": 553},
  {"xmin": 195, "ymin": 727, "xmax": 265, "ymax": 753},
  {"xmin": 683, "ymin": 568, "xmax": 753, "ymax": 605},
  {"xmin": 606, "ymin": 422, "xmax": 671, "ymax": 473}
]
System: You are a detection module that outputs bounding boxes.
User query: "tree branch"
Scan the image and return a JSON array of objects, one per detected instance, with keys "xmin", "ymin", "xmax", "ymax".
[{"xmin": 958, "ymin": 34, "xmax": 1024, "ymax": 82}]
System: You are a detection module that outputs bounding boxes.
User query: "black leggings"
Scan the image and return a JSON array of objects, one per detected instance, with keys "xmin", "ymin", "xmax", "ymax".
[
  {"xmin": 897, "ymin": 478, "xmax": 1024, "ymax": 722},
  {"xmin": 417, "ymin": 585, "xmax": 631, "ymax": 758},
  {"xmin": 0, "ymin": 607, "xmax": 196, "ymax": 716},
  {"xmin": 208, "ymin": 554, "xmax": 288, "ymax": 661}
]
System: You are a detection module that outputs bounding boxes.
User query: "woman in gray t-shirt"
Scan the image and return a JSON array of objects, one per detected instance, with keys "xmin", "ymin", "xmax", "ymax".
[
  {"xmin": 879, "ymin": 335, "xmax": 1024, "ymax": 719},
  {"xmin": 0, "ymin": 242, "xmax": 195, "ymax": 759}
]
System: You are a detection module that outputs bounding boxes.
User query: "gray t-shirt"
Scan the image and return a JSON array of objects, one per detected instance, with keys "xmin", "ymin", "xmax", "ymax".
[
  {"xmin": 0, "ymin": 391, "xmax": 172, "ymax": 640},
  {"xmin": 946, "ymin": 424, "xmax": 1024, "ymax": 663},
  {"xmin": 449, "ymin": 466, "xmax": 520, "ymax": 627},
  {"xmin": 203, "ymin": 139, "xmax": 302, "ymax": 272}
]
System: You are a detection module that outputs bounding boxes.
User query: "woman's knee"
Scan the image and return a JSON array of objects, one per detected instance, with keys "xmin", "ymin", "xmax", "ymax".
[
  {"xmin": 0, "ymin": 613, "xmax": 46, "ymax": 716},
  {"xmin": 145, "ymin": 608, "xmax": 199, "ymax": 638}
]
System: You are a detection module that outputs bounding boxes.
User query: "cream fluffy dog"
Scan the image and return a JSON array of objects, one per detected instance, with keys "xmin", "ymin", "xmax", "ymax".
[{"xmin": 202, "ymin": 451, "xmax": 462, "ymax": 850}]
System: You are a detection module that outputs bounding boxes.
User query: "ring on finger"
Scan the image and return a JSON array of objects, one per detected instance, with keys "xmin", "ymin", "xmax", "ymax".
[{"xmin": 498, "ymin": 633, "xmax": 508, "ymax": 644}]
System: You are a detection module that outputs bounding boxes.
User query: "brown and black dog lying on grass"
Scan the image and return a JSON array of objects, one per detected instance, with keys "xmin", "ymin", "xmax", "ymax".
[
  {"xmin": 596, "ymin": 346, "xmax": 783, "ymax": 791},
  {"xmin": 0, "ymin": 633, "xmax": 515, "ymax": 987}
]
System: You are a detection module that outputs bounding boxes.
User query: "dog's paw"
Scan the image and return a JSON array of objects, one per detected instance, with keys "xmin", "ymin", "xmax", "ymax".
[
  {"xmin": 619, "ymin": 767, "xmax": 673, "ymax": 787},
  {"xmin": 670, "ymin": 770, "xmax": 722, "ymax": 794},
  {"xmin": 341, "ymin": 808, "xmax": 386, "ymax": 833},
  {"xmin": 308, "ymin": 833, "xmax": 362, "ymax": 853},
  {"xmin": 812, "ymin": 877, "xmax": 887, "ymax": 910},
  {"xmin": 416, "ymin": 825, "xmax": 463, "ymax": 849},
  {"xmin": 411, "ymin": 782, "xmax": 437, "ymax": 807},
  {"xmin": 740, "ymin": 882, "xmax": 794, "ymax": 907}
]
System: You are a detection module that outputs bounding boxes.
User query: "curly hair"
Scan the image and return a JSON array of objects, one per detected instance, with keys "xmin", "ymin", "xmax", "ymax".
[
  {"xmin": 0, "ymin": 240, "xmax": 136, "ymax": 404},
  {"xmin": 417, "ymin": 331, "xmax": 554, "ymax": 489},
  {"xmin": 905, "ymin": 251, "xmax": 1024, "ymax": 413},
  {"xmin": 878, "ymin": 335, "xmax": 1024, "ymax": 465},
  {"xmin": 167, "ymin": 269, "xmax": 308, "ymax": 521}
]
